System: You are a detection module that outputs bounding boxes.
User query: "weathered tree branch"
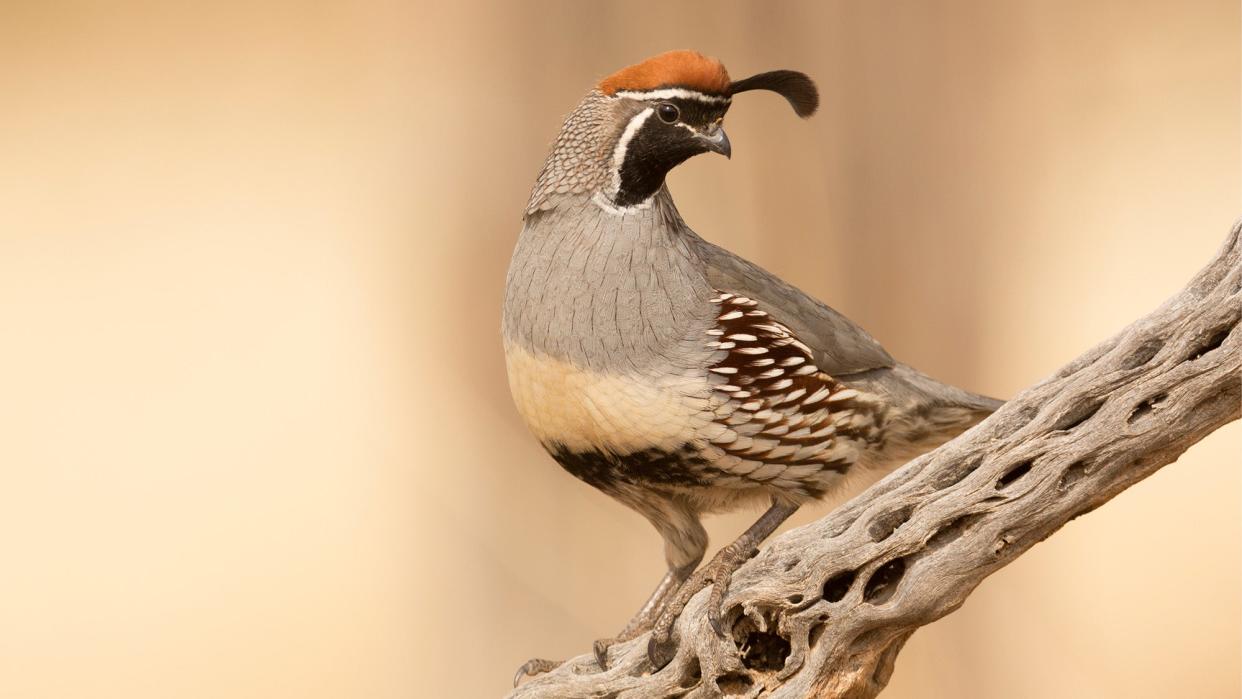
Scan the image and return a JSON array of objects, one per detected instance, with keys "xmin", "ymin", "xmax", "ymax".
[{"xmin": 511, "ymin": 222, "xmax": 1241, "ymax": 699}]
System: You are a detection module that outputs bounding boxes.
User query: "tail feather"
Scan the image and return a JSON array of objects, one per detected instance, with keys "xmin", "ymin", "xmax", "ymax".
[{"xmin": 841, "ymin": 363, "xmax": 1004, "ymax": 467}]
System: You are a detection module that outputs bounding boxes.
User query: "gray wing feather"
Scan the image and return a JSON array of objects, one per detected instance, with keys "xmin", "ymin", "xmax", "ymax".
[
  {"xmin": 694, "ymin": 237, "xmax": 1004, "ymax": 417},
  {"xmin": 693, "ymin": 238, "xmax": 896, "ymax": 377}
]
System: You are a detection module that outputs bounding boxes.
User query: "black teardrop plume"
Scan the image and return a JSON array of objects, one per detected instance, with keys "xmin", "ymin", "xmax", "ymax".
[{"xmin": 729, "ymin": 70, "xmax": 819, "ymax": 118}]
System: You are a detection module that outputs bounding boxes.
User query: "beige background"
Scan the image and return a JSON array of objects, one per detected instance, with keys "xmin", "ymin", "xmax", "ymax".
[{"xmin": 1, "ymin": 1, "xmax": 1239, "ymax": 698}]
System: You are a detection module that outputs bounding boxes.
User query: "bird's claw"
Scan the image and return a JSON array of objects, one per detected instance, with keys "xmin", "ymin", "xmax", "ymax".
[
  {"xmin": 512, "ymin": 658, "xmax": 562, "ymax": 687},
  {"xmin": 514, "ymin": 640, "xmax": 617, "ymax": 687},
  {"xmin": 708, "ymin": 603, "xmax": 726, "ymax": 637},
  {"xmin": 646, "ymin": 543, "xmax": 750, "ymax": 667},
  {"xmin": 592, "ymin": 638, "xmax": 615, "ymax": 670},
  {"xmin": 647, "ymin": 633, "xmax": 677, "ymax": 670}
]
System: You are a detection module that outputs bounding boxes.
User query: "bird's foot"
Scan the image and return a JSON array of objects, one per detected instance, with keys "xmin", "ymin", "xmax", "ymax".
[
  {"xmin": 511, "ymin": 657, "xmax": 564, "ymax": 687},
  {"xmin": 514, "ymin": 638, "xmax": 622, "ymax": 687},
  {"xmin": 593, "ymin": 637, "xmax": 620, "ymax": 670},
  {"xmin": 646, "ymin": 539, "xmax": 756, "ymax": 668}
]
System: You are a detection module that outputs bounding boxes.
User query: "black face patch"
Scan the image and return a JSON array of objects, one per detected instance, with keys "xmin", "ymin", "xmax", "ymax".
[
  {"xmin": 614, "ymin": 97, "xmax": 729, "ymax": 207},
  {"xmin": 661, "ymin": 97, "xmax": 727, "ymax": 129}
]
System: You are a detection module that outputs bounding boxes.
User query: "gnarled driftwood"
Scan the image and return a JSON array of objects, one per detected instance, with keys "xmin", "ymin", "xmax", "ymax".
[{"xmin": 510, "ymin": 221, "xmax": 1241, "ymax": 699}]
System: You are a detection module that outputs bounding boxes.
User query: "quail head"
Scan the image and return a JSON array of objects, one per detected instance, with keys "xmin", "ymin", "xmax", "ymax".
[{"xmin": 502, "ymin": 50, "xmax": 1002, "ymax": 682}]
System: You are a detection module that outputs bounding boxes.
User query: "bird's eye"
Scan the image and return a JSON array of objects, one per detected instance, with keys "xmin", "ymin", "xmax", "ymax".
[{"xmin": 656, "ymin": 103, "xmax": 680, "ymax": 123}]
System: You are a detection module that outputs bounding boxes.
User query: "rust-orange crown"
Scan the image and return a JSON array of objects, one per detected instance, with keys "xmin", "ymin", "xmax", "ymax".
[{"xmin": 598, "ymin": 50, "xmax": 731, "ymax": 96}]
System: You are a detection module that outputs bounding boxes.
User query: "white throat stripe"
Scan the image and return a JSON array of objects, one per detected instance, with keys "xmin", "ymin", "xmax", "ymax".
[
  {"xmin": 615, "ymin": 88, "xmax": 732, "ymax": 104},
  {"xmin": 609, "ymin": 106, "xmax": 654, "ymax": 196}
]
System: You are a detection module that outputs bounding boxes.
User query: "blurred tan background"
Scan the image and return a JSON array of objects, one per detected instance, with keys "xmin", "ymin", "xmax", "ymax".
[{"xmin": 1, "ymin": 1, "xmax": 1238, "ymax": 697}]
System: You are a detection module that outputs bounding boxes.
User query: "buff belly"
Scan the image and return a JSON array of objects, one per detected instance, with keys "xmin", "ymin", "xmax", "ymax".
[
  {"xmin": 503, "ymin": 344, "xmax": 717, "ymax": 485},
  {"xmin": 504, "ymin": 343, "xmax": 864, "ymax": 505}
]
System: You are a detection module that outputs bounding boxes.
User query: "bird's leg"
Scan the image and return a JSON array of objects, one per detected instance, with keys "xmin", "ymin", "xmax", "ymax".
[
  {"xmin": 512, "ymin": 571, "xmax": 682, "ymax": 686},
  {"xmin": 514, "ymin": 504, "xmax": 707, "ymax": 686},
  {"xmin": 592, "ymin": 559, "xmax": 699, "ymax": 669},
  {"xmin": 647, "ymin": 499, "xmax": 799, "ymax": 668},
  {"xmin": 514, "ymin": 566, "xmax": 698, "ymax": 686}
]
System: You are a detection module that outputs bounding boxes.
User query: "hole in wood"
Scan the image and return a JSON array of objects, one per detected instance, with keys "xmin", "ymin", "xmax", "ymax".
[
  {"xmin": 1058, "ymin": 461, "xmax": 1088, "ymax": 491},
  {"xmin": 1187, "ymin": 325, "xmax": 1233, "ymax": 361},
  {"xmin": 808, "ymin": 621, "xmax": 827, "ymax": 648},
  {"xmin": 1128, "ymin": 392, "xmax": 1167, "ymax": 424},
  {"xmin": 717, "ymin": 673, "xmax": 755, "ymax": 694},
  {"xmin": 722, "ymin": 604, "xmax": 749, "ymax": 643},
  {"xmin": 925, "ymin": 513, "xmax": 983, "ymax": 552},
  {"xmin": 996, "ymin": 460, "xmax": 1034, "ymax": 489},
  {"xmin": 822, "ymin": 569, "xmax": 856, "ymax": 603},
  {"xmin": 1053, "ymin": 399, "xmax": 1102, "ymax": 431},
  {"xmin": 739, "ymin": 630, "xmax": 792, "ymax": 673},
  {"xmin": 678, "ymin": 657, "xmax": 702, "ymax": 689},
  {"xmin": 1122, "ymin": 338, "xmax": 1163, "ymax": 369},
  {"xmin": 867, "ymin": 504, "xmax": 914, "ymax": 542},
  {"xmin": 993, "ymin": 532, "xmax": 1017, "ymax": 558},
  {"xmin": 1006, "ymin": 404, "xmax": 1041, "ymax": 434},
  {"xmin": 931, "ymin": 456, "xmax": 983, "ymax": 489},
  {"xmin": 825, "ymin": 513, "xmax": 860, "ymax": 538},
  {"xmin": 863, "ymin": 558, "xmax": 906, "ymax": 604}
]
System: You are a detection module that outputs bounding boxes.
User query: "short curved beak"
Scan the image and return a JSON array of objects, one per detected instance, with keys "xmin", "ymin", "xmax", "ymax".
[{"xmin": 697, "ymin": 124, "xmax": 731, "ymax": 159}]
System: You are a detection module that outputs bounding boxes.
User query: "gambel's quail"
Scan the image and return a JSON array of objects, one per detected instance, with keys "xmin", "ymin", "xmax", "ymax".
[{"xmin": 503, "ymin": 50, "xmax": 1002, "ymax": 681}]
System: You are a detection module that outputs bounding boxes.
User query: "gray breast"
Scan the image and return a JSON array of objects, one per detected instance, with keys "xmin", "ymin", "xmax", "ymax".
[{"xmin": 502, "ymin": 190, "xmax": 718, "ymax": 375}]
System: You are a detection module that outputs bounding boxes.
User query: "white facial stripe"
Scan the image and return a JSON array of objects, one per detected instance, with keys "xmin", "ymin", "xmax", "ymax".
[
  {"xmin": 615, "ymin": 88, "xmax": 732, "ymax": 104},
  {"xmin": 609, "ymin": 106, "xmax": 654, "ymax": 197},
  {"xmin": 592, "ymin": 190, "xmax": 652, "ymax": 215}
]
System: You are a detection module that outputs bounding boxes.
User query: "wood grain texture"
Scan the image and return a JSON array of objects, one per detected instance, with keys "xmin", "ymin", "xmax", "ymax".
[{"xmin": 509, "ymin": 221, "xmax": 1241, "ymax": 699}]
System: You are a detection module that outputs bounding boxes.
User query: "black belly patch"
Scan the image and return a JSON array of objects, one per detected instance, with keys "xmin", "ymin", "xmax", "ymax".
[{"xmin": 546, "ymin": 442, "xmax": 711, "ymax": 490}]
